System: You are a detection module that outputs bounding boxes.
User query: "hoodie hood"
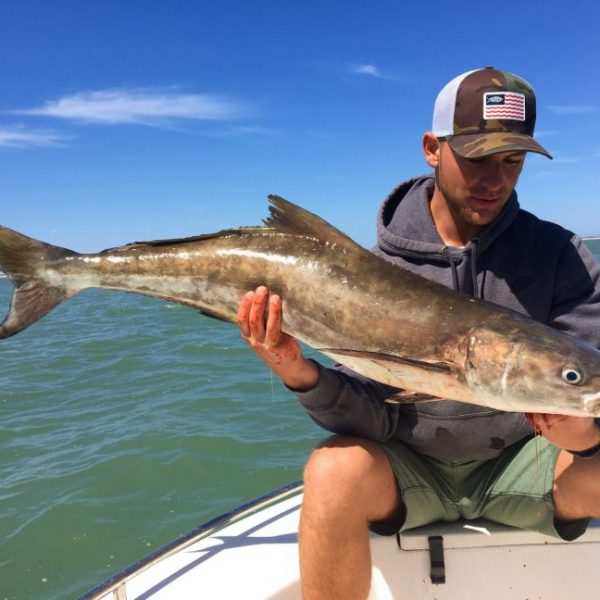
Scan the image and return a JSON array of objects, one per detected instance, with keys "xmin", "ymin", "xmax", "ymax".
[
  {"xmin": 376, "ymin": 174, "xmax": 521, "ymax": 263},
  {"xmin": 375, "ymin": 174, "xmax": 521, "ymax": 298}
]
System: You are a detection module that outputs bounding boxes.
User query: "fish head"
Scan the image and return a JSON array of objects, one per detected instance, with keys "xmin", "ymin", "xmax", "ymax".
[{"xmin": 459, "ymin": 323, "xmax": 600, "ymax": 416}]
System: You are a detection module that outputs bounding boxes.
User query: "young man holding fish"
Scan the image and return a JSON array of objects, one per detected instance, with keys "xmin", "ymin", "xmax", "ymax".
[{"xmin": 238, "ymin": 67, "xmax": 600, "ymax": 599}]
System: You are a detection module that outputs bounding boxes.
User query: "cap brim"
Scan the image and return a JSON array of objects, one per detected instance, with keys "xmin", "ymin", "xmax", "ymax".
[{"xmin": 448, "ymin": 132, "xmax": 552, "ymax": 159}]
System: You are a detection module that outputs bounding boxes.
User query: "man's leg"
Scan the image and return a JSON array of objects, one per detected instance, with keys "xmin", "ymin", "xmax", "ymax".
[
  {"xmin": 299, "ymin": 435, "xmax": 403, "ymax": 600},
  {"xmin": 553, "ymin": 451, "xmax": 600, "ymax": 522}
]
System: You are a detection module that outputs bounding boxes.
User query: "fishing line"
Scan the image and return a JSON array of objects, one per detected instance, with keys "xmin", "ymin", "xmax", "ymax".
[
  {"xmin": 535, "ymin": 430, "xmax": 541, "ymax": 492},
  {"xmin": 269, "ymin": 368, "xmax": 279, "ymax": 404},
  {"xmin": 527, "ymin": 412, "xmax": 542, "ymax": 492}
]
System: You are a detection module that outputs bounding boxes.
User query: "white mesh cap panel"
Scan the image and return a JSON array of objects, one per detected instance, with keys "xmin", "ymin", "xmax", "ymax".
[{"xmin": 431, "ymin": 69, "xmax": 478, "ymax": 136}]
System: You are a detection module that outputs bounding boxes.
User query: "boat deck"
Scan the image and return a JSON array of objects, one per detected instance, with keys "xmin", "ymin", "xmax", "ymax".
[{"xmin": 83, "ymin": 482, "xmax": 600, "ymax": 599}]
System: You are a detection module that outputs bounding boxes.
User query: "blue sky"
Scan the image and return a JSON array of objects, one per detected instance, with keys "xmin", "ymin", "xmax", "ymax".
[{"xmin": 1, "ymin": 0, "xmax": 599, "ymax": 251}]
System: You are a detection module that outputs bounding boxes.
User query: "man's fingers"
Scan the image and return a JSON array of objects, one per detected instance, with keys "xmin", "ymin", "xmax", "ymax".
[
  {"xmin": 527, "ymin": 412, "xmax": 570, "ymax": 435},
  {"xmin": 237, "ymin": 291, "xmax": 254, "ymax": 338},
  {"xmin": 238, "ymin": 287, "xmax": 287, "ymax": 350},
  {"xmin": 265, "ymin": 294, "xmax": 283, "ymax": 346},
  {"xmin": 248, "ymin": 286, "xmax": 268, "ymax": 341}
]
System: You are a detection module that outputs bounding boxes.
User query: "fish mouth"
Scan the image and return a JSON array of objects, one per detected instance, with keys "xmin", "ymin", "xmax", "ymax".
[{"xmin": 581, "ymin": 391, "xmax": 600, "ymax": 415}]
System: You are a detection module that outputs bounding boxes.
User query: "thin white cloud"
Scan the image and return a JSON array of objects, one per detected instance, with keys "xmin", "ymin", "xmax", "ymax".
[
  {"xmin": 12, "ymin": 87, "xmax": 252, "ymax": 126},
  {"xmin": 351, "ymin": 63, "xmax": 385, "ymax": 79},
  {"xmin": 547, "ymin": 105, "xmax": 597, "ymax": 115},
  {"xmin": 532, "ymin": 169, "xmax": 569, "ymax": 178},
  {"xmin": 554, "ymin": 154, "xmax": 584, "ymax": 164},
  {"xmin": 531, "ymin": 151, "xmax": 585, "ymax": 167},
  {"xmin": 0, "ymin": 124, "xmax": 69, "ymax": 148},
  {"xmin": 532, "ymin": 129, "xmax": 557, "ymax": 139},
  {"xmin": 204, "ymin": 125, "xmax": 281, "ymax": 138},
  {"xmin": 305, "ymin": 129, "xmax": 334, "ymax": 140}
]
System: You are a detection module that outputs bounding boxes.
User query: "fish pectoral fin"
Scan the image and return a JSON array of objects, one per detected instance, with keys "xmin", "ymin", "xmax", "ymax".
[
  {"xmin": 197, "ymin": 308, "xmax": 230, "ymax": 323},
  {"xmin": 318, "ymin": 348, "xmax": 454, "ymax": 373},
  {"xmin": 384, "ymin": 390, "xmax": 443, "ymax": 404}
]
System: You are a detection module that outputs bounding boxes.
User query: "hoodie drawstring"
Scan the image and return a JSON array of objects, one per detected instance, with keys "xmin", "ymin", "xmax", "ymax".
[
  {"xmin": 447, "ymin": 252, "xmax": 460, "ymax": 291},
  {"xmin": 471, "ymin": 238, "xmax": 481, "ymax": 299}
]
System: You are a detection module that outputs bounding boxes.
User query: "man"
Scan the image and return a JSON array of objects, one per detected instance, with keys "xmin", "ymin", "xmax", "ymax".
[{"xmin": 237, "ymin": 67, "xmax": 600, "ymax": 599}]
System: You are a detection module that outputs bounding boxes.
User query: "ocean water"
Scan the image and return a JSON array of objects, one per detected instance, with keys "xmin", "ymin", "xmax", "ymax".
[
  {"xmin": 2, "ymin": 240, "xmax": 600, "ymax": 599},
  {"xmin": 0, "ymin": 281, "xmax": 325, "ymax": 599}
]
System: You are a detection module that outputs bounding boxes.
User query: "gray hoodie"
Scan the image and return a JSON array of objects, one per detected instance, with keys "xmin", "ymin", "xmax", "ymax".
[{"xmin": 296, "ymin": 175, "xmax": 600, "ymax": 460}]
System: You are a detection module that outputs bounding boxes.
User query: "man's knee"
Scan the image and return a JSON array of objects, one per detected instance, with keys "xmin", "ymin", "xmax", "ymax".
[
  {"xmin": 554, "ymin": 450, "xmax": 600, "ymax": 520},
  {"xmin": 303, "ymin": 435, "xmax": 401, "ymax": 520}
]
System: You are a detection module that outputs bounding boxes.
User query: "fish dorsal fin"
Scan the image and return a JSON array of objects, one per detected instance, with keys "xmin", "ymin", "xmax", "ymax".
[
  {"xmin": 265, "ymin": 195, "xmax": 363, "ymax": 251},
  {"xmin": 110, "ymin": 196, "xmax": 362, "ymax": 252},
  {"xmin": 106, "ymin": 228, "xmax": 261, "ymax": 252}
]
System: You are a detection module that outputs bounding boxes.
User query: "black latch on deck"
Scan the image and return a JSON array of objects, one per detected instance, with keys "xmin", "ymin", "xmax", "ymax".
[{"xmin": 428, "ymin": 535, "xmax": 445, "ymax": 584}]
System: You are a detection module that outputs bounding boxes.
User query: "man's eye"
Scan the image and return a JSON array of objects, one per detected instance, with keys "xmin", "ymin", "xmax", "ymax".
[{"xmin": 505, "ymin": 155, "xmax": 525, "ymax": 165}]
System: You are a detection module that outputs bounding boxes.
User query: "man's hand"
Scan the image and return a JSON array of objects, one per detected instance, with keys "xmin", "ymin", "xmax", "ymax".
[
  {"xmin": 237, "ymin": 286, "xmax": 319, "ymax": 391},
  {"xmin": 526, "ymin": 413, "xmax": 600, "ymax": 452}
]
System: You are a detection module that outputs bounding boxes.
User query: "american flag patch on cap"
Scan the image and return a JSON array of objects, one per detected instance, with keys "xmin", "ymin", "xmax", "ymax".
[{"xmin": 483, "ymin": 92, "xmax": 526, "ymax": 121}]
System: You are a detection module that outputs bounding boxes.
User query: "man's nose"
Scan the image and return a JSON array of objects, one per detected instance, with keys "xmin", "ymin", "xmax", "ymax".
[{"xmin": 478, "ymin": 162, "xmax": 505, "ymax": 191}]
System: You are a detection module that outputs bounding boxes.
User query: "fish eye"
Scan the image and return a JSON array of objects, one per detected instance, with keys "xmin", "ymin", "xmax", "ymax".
[{"xmin": 562, "ymin": 367, "xmax": 583, "ymax": 385}]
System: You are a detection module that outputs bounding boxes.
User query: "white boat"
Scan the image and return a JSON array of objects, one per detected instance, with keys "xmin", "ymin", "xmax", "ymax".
[{"xmin": 82, "ymin": 481, "xmax": 600, "ymax": 600}]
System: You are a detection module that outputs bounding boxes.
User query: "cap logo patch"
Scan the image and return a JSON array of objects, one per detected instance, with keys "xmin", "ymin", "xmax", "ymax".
[{"xmin": 483, "ymin": 92, "xmax": 525, "ymax": 121}]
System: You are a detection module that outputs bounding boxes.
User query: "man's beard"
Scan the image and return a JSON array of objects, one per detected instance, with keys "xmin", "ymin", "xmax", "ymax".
[
  {"xmin": 434, "ymin": 166, "xmax": 505, "ymax": 227},
  {"xmin": 434, "ymin": 166, "xmax": 474, "ymax": 225}
]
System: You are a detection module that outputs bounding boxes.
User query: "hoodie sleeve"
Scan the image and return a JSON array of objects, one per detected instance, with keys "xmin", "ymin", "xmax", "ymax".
[
  {"xmin": 549, "ymin": 235, "xmax": 600, "ymax": 350},
  {"xmin": 293, "ymin": 360, "xmax": 404, "ymax": 441}
]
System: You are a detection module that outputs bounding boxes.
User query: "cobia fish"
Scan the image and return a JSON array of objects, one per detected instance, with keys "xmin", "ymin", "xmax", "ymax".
[{"xmin": 1, "ymin": 195, "xmax": 600, "ymax": 417}]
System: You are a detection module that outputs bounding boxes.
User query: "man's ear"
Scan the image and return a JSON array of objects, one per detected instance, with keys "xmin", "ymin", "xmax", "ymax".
[{"xmin": 423, "ymin": 132, "xmax": 441, "ymax": 168}]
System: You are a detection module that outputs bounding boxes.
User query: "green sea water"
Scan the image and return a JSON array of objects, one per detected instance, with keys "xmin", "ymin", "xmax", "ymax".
[
  {"xmin": 0, "ymin": 281, "xmax": 324, "ymax": 599},
  {"xmin": 2, "ymin": 241, "xmax": 600, "ymax": 599}
]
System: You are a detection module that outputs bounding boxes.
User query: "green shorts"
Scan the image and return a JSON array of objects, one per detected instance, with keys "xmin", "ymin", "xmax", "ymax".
[{"xmin": 373, "ymin": 435, "xmax": 590, "ymax": 541}]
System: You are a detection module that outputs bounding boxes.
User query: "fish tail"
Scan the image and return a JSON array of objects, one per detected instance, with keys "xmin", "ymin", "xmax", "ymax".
[{"xmin": 0, "ymin": 226, "xmax": 79, "ymax": 338}]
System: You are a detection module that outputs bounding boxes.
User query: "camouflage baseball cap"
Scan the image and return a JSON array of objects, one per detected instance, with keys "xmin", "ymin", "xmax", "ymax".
[{"xmin": 432, "ymin": 67, "xmax": 552, "ymax": 159}]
